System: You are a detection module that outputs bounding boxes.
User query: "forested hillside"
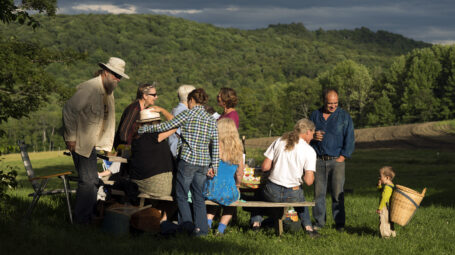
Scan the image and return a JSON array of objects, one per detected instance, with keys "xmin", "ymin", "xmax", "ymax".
[{"xmin": 2, "ymin": 14, "xmax": 454, "ymax": 153}]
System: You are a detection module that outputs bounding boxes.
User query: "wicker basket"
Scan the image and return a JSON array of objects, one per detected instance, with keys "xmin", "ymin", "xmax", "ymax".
[{"xmin": 390, "ymin": 185, "xmax": 426, "ymax": 226}]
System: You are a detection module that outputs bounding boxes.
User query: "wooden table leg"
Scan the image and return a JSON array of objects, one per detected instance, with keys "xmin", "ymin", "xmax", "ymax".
[
  {"xmin": 139, "ymin": 197, "xmax": 145, "ymax": 208},
  {"xmin": 276, "ymin": 207, "xmax": 287, "ymax": 236}
]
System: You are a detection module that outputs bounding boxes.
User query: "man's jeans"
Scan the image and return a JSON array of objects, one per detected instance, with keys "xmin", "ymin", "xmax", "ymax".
[
  {"xmin": 72, "ymin": 148, "xmax": 99, "ymax": 224},
  {"xmin": 175, "ymin": 160, "xmax": 209, "ymax": 235},
  {"xmin": 251, "ymin": 181, "xmax": 312, "ymax": 228},
  {"xmin": 313, "ymin": 159, "xmax": 345, "ymax": 228}
]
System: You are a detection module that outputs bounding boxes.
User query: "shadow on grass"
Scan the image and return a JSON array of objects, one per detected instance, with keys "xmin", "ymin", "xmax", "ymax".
[
  {"xmin": 0, "ymin": 196, "xmax": 260, "ymax": 254},
  {"xmin": 422, "ymin": 188, "xmax": 455, "ymax": 207},
  {"xmin": 344, "ymin": 225, "xmax": 377, "ymax": 236},
  {"xmin": 4, "ymin": 192, "xmax": 73, "ymax": 225}
]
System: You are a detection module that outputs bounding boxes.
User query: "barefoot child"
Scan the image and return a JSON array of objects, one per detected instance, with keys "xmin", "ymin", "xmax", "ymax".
[{"xmin": 377, "ymin": 166, "xmax": 396, "ymax": 238}]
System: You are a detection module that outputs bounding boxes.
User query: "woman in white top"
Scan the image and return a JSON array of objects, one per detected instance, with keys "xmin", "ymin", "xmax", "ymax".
[{"xmin": 251, "ymin": 118, "xmax": 318, "ymax": 237}]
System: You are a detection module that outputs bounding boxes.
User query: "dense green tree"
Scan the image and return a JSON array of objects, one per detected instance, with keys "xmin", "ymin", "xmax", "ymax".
[
  {"xmin": 0, "ymin": 0, "xmax": 79, "ymax": 129},
  {"xmin": 317, "ymin": 60, "xmax": 373, "ymax": 126},
  {"xmin": 281, "ymin": 77, "xmax": 321, "ymax": 127},
  {"xmin": 433, "ymin": 45, "xmax": 455, "ymax": 120},
  {"xmin": 378, "ymin": 45, "xmax": 455, "ymax": 124},
  {"xmin": 237, "ymin": 87, "xmax": 262, "ymax": 137},
  {"xmin": 400, "ymin": 48, "xmax": 442, "ymax": 122},
  {"xmin": 366, "ymin": 90, "xmax": 396, "ymax": 126},
  {"xmin": 0, "ymin": 14, "xmax": 441, "ymax": 151},
  {"xmin": 0, "ymin": 0, "xmax": 56, "ymax": 28}
]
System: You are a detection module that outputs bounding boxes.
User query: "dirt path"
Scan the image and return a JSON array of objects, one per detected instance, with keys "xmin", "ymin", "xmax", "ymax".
[{"xmin": 246, "ymin": 121, "xmax": 455, "ymax": 150}]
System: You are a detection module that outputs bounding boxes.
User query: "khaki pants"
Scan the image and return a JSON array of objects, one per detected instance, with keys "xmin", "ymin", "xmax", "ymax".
[{"xmin": 379, "ymin": 207, "xmax": 396, "ymax": 238}]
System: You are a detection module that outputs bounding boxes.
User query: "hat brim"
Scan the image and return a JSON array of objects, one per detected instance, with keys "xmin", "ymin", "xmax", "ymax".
[
  {"xmin": 99, "ymin": 63, "xmax": 130, "ymax": 79},
  {"xmin": 136, "ymin": 117, "xmax": 161, "ymax": 123}
]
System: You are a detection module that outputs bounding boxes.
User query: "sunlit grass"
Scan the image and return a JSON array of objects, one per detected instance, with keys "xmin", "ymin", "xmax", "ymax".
[
  {"xmin": 437, "ymin": 119, "xmax": 455, "ymax": 134},
  {"xmin": 1, "ymin": 148, "xmax": 455, "ymax": 254}
]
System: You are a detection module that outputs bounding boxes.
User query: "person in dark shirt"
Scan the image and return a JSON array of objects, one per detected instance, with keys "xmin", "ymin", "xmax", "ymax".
[
  {"xmin": 114, "ymin": 82, "xmax": 172, "ymax": 151},
  {"xmin": 310, "ymin": 88, "xmax": 355, "ymax": 232},
  {"xmin": 129, "ymin": 109, "xmax": 177, "ymax": 222}
]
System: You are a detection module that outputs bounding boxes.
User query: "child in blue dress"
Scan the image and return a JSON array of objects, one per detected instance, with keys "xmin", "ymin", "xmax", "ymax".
[{"xmin": 204, "ymin": 118, "xmax": 244, "ymax": 234}]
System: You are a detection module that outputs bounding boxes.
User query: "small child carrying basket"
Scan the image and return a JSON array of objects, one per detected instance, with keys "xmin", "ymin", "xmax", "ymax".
[{"xmin": 390, "ymin": 185, "xmax": 426, "ymax": 226}]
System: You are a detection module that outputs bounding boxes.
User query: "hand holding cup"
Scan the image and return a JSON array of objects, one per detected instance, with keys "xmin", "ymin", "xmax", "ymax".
[{"xmin": 314, "ymin": 130, "xmax": 325, "ymax": 141}]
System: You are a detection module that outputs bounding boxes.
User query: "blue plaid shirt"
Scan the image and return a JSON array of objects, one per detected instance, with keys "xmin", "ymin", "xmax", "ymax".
[{"xmin": 138, "ymin": 105, "xmax": 219, "ymax": 173}]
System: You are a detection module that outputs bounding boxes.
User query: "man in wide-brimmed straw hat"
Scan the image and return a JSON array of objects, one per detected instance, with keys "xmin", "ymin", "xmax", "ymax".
[{"xmin": 63, "ymin": 57, "xmax": 129, "ymax": 224}]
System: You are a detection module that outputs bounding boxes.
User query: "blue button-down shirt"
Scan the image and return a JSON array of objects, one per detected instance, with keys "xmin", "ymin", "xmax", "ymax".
[
  {"xmin": 139, "ymin": 105, "xmax": 219, "ymax": 172},
  {"xmin": 168, "ymin": 102, "xmax": 188, "ymax": 158},
  {"xmin": 309, "ymin": 107, "xmax": 355, "ymax": 158}
]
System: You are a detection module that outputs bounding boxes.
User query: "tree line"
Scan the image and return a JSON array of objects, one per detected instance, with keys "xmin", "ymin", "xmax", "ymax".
[{"xmin": 2, "ymin": 13, "xmax": 454, "ymax": 154}]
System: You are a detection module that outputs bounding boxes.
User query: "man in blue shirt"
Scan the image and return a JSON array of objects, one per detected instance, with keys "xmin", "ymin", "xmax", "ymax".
[
  {"xmin": 310, "ymin": 88, "xmax": 355, "ymax": 232},
  {"xmin": 168, "ymin": 85, "xmax": 195, "ymax": 158}
]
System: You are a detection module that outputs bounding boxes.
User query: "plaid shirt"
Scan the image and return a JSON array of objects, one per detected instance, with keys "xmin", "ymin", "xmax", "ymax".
[{"xmin": 138, "ymin": 105, "xmax": 219, "ymax": 173}]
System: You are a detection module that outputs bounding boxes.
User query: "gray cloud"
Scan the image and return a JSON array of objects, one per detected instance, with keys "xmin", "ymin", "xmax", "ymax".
[{"xmin": 55, "ymin": 1, "xmax": 455, "ymax": 43}]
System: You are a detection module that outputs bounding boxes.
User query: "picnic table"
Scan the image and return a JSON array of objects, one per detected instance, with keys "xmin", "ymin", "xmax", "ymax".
[
  {"xmin": 137, "ymin": 166, "xmax": 315, "ymax": 235},
  {"xmin": 91, "ymin": 159, "xmax": 314, "ymax": 235}
]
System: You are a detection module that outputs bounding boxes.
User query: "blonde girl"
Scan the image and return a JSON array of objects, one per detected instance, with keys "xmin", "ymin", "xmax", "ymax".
[{"xmin": 204, "ymin": 118, "xmax": 244, "ymax": 234}]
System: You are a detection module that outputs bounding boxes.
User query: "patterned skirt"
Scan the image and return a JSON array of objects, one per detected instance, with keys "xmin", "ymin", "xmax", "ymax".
[{"xmin": 132, "ymin": 171, "xmax": 173, "ymax": 196}]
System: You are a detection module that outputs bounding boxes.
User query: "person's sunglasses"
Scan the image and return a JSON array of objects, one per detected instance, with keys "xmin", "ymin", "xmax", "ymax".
[
  {"xmin": 148, "ymin": 93, "xmax": 157, "ymax": 97},
  {"xmin": 108, "ymin": 70, "xmax": 122, "ymax": 80}
]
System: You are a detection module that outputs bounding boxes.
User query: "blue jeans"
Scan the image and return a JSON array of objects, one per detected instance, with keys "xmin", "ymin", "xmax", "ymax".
[
  {"xmin": 251, "ymin": 181, "xmax": 312, "ymax": 228},
  {"xmin": 71, "ymin": 148, "xmax": 99, "ymax": 224},
  {"xmin": 175, "ymin": 160, "xmax": 209, "ymax": 235},
  {"xmin": 313, "ymin": 159, "xmax": 345, "ymax": 228}
]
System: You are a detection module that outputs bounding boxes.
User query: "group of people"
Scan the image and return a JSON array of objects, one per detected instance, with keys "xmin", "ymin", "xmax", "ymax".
[{"xmin": 64, "ymin": 57, "xmax": 400, "ymax": 238}]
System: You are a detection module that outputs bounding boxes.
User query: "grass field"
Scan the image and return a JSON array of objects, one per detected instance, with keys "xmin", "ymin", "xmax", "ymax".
[{"xmin": 1, "ymin": 148, "xmax": 454, "ymax": 255}]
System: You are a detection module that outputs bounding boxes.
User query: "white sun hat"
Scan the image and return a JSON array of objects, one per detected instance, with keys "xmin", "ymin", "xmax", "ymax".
[
  {"xmin": 98, "ymin": 57, "xmax": 130, "ymax": 79},
  {"xmin": 137, "ymin": 108, "xmax": 161, "ymax": 123}
]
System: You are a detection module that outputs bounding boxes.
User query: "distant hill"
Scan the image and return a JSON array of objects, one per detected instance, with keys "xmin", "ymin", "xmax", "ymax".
[
  {"xmin": 266, "ymin": 23, "xmax": 430, "ymax": 56},
  {"xmin": 0, "ymin": 14, "xmax": 429, "ymax": 97},
  {"xmin": 0, "ymin": 14, "xmax": 437, "ymax": 152}
]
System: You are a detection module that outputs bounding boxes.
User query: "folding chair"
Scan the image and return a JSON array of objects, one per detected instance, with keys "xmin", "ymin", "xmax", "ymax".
[{"xmin": 18, "ymin": 141, "xmax": 75, "ymax": 223}]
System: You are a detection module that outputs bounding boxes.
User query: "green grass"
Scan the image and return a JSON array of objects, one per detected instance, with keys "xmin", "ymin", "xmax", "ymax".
[
  {"xmin": 1, "ymin": 149, "xmax": 455, "ymax": 254},
  {"xmin": 437, "ymin": 119, "xmax": 455, "ymax": 134}
]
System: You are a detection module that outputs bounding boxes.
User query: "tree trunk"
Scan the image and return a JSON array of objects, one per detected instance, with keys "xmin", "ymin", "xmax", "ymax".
[
  {"xmin": 49, "ymin": 127, "xmax": 55, "ymax": 151},
  {"xmin": 42, "ymin": 129, "xmax": 47, "ymax": 152}
]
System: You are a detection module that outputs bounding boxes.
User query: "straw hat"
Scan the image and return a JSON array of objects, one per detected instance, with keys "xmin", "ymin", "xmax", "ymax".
[
  {"xmin": 137, "ymin": 108, "xmax": 161, "ymax": 123},
  {"xmin": 99, "ymin": 57, "xmax": 130, "ymax": 79}
]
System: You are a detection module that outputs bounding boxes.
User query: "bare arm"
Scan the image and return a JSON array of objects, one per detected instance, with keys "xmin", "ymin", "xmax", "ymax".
[
  {"xmin": 303, "ymin": 170, "xmax": 315, "ymax": 186},
  {"xmin": 149, "ymin": 106, "xmax": 173, "ymax": 120},
  {"xmin": 262, "ymin": 157, "xmax": 273, "ymax": 172},
  {"xmin": 157, "ymin": 128, "xmax": 178, "ymax": 142},
  {"xmin": 235, "ymin": 161, "xmax": 244, "ymax": 186}
]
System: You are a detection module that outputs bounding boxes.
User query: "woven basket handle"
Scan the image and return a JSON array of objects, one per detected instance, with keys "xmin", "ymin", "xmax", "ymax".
[{"xmin": 421, "ymin": 188, "xmax": 427, "ymax": 196}]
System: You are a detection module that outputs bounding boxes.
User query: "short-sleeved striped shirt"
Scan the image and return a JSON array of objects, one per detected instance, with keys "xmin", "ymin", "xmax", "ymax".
[{"xmin": 138, "ymin": 105, "xmax": 219, "ymax": 173}]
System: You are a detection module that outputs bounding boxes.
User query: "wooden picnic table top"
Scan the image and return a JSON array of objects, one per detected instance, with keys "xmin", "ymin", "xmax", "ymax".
[
  {"xmin": 137, "ymin": 193, "xmax": 315, "ymax": 207},
  {"xmin": 96, "ymin": 154, "xmax": 128, "ymax": 163}
]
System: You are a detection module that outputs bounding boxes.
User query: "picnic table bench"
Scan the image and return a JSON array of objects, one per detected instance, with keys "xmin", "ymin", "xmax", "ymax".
[
  {"xmin": 64, "ymin": 152, "xmax": 314, "ymax": 235},
  {"xmin": 137, "ymin": 193, "xmax": 315, "ymax": 236}
]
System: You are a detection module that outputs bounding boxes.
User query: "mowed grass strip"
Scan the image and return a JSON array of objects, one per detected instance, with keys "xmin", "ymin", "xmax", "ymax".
[{"xmin": 1, "ymin": 148, "xmax": 454, "ymax": 255}]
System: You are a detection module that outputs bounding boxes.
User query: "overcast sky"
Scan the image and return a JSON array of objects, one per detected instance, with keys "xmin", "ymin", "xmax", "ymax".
[{"xmin": 56, "ymin": 0, "xmax": 455, "ymax": 44}]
